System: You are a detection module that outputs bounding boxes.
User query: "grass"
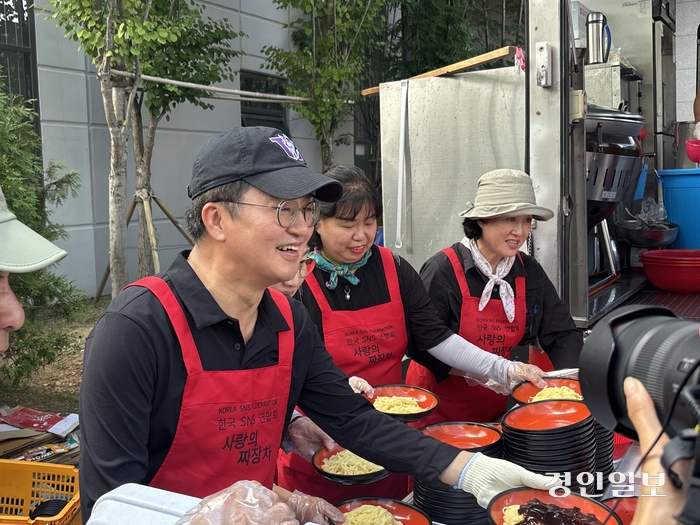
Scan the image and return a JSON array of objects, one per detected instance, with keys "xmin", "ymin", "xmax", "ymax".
[
  {"xmin": 0, "ymin": 296, "xmax": 109, "ymax": 415},
  {"xmin": 0, "ymin": 383, "xmax": 80, "ymax": 413}
]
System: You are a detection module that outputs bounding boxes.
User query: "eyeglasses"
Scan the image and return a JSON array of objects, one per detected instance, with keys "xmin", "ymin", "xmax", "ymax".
[
  {"xmin": 299, "ymin": 257, "xmax": 316, "ymax": 278},
  {"xmin": 217, "ymin": 199, "xmax": 320, "ymax": 228}
]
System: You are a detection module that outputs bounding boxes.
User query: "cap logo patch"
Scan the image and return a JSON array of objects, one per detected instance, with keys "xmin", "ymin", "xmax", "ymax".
[{"xmin": 269, "ymin": 134, "xmax": 304, "ymax": 162}]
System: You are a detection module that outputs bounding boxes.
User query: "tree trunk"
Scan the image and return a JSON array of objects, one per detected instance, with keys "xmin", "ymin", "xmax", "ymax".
[
  {"xmin": 320, "ymin": 139, "xmax": 334, "ymax": 173},
  {"xmin": 101, "ymin": 82, "xmax": 129, "ymax": 297},
  {"xmin": 129, "ymin": 100, "xmax": 157, "ymax": 278}
]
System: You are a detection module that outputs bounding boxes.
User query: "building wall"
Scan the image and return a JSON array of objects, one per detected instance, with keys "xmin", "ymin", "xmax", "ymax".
[
  {"xmin": 676, "ymin": 0, "xmax": 700, "ymax": 122},
  {"xmin": 34, "ymin": 0, "xmax": 354, "ymax": 297}
]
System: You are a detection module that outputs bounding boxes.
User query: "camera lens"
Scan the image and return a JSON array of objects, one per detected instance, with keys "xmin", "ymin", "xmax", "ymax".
[{"xmin": 579, "ymin": 305, "xmax": 700, "ymax": 439}]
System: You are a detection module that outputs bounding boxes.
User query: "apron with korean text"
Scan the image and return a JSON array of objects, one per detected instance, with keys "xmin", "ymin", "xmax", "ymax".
[
  {"xmin": 405, "ymin": 248, "xmax": 526, "ymax": 425},
  {"xmin": 127, "ymin": 277, "xmax": 293, "ymax": 497},
  {"xmin": 276, "ymin": 246, "xmax": 410, "ymax": 503}
]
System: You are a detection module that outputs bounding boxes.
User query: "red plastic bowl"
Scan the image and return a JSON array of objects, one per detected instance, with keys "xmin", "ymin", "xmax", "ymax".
[
  {"xmin": 639, "ymin": 249, "xmax": 700, "ymax": 293},
  {"xmin": 503, "ymin": 400, "xmax": 591, "ymax": 431},
  {"xmin": 337, "ymin": 497, "xmax": 431, "ymax": 525},
  {"xmin": 687, "ymin": 139, "xmax": 700, "ymax": 163},
  {"xmin": 365, "ymin": 384, "xmax": 439, "ymax": 422},
  {"xmin": 487, "ymin": 487, "xmax": 622, "ymax": 525},
  {"xmin": 511, "ymin": 378, "xmax": 582, "ymax": 404},
  {"xmin": 419, "ymin": 422, "xmax": 501, "ymax": 449}
]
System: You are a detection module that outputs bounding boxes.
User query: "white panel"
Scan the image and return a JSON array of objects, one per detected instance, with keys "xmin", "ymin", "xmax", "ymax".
[
  {"xmin": 240, "ymin": 0, "xmax": 288, "ymax": 23},
  {"xmin": 380, "ymin": 70, "xmax": 526, "ymax": 269},
  {"xmin": 33, "ymin": 15, "xmax": 85, "ymax": 70},
  {"xmin": 53, "ymin": 225, "xmax": 97, "ymax": 295},
  {"xmin": 241, "ymin": 14, "xmax": 288, "ymax": 58},
  {"xmin": 41, "ymin": 124, "xmax": 93, "ymax": 226},
  {"xmin": 528, "ymin": 0, "xmax": 563, "ymax": 290},
  {"xmin": 37, "ymin": 69, "xmax": 88, "ymax": 123}
]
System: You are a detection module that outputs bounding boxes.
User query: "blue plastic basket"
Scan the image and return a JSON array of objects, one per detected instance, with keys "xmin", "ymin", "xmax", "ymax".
[{"xmin": 657, "ymin": 168, "xmax": 700, "ymax": 249}]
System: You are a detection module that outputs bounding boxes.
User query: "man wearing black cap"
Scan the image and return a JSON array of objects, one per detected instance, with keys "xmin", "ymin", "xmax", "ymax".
[{"xmin": 79, "ymin": 127, "xmax": 554, "ymax": 524}]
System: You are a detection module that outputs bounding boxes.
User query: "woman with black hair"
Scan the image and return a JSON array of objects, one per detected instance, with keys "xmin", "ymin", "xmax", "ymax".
[
  {"xmin": 275, "ymin": 165, "xmax": 546, "ymax": 504},
  {"xmin": 405, "ymin": 169, "xmax": 582, "ymax": 426}
]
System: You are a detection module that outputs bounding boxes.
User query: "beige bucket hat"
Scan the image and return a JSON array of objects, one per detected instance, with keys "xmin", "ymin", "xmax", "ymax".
[
  {"xmin": 458, "ymin": 169, "xmax": 554, "ymax": 221},
  {"xmin": 0, "ymin": 185, "xmax": 67, "ymax": 273}
]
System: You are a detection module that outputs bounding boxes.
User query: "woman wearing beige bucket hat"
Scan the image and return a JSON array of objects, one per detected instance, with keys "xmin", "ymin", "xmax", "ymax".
[
  {"xmin": 0, "ymin": 185, "xmax": 67, "ymax": 359},
  {"xmin": 405, "ymin": 169, "xmax": 582, "ymax": 425}
]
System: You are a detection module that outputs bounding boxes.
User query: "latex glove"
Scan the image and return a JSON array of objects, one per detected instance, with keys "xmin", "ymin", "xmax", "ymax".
[
  {"xmin": 463, "ymin": 362, "xmax": 546, "ymax": 395},
  {"xmin": 459, "ymin": 452, "xmax": 560, "ymax": 508},
  {"xmin": 287, "ymin": 490, "xmax": 347, "ymax": 525},
  {"xmin": 348, "ymin": 375, "xmax": 374, "ymax": 397},
  {"xmin": 694, "ymin": 121, "xmax": 700, "ymax": 140},
  {"xmin": 506, "ymin": 362, "xmax": 547, "ymax": 390},
  {"xmin": 288, "ymin": 416, "xmax": 334, "ymax": 461}
]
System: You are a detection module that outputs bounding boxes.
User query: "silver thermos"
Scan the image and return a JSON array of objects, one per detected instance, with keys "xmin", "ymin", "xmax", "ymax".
[{"xmin": 586, "ymin": 12, "xmax": 611, "ymax": 65}]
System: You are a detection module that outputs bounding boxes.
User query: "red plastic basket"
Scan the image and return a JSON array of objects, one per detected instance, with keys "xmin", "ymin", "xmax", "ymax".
[{"xmin": 639, "ymin": 249, "xmax": 700, "ymax": 293}]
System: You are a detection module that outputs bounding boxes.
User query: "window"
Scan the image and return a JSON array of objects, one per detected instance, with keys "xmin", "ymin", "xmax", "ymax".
[
  {"xmin": 240, "ymin": 71, "xmax": 289, "ymax": 135},
  {"xmin": 0, "ymin": 0, "xmax": 36, "ymax": 100}
]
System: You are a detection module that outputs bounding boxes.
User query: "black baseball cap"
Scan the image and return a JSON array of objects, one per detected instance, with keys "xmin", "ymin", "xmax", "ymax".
[{"xmin": 188, "ymin": 126, "xmax": 343, "ymax": 202}]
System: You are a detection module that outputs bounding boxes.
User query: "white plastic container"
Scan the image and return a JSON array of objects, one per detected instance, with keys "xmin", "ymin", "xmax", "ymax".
[{"xmin": 87, "ymin": 483, "xmax": 200, "ymax": 525}]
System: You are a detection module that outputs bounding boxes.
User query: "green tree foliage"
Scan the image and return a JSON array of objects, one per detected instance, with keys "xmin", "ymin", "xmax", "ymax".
[
  {"xmin": 0, "ymin": 80, "xmax": 86, "ymax": 384},
  {"xmin": 387, "ymin": 0, "xmax": 525, "ymax": 80},
  {"xmin": 263, "ymin": 0, "xmax": 390, "ymax": 171},
  {"xmin": 48, "ymin": 0, "xmax": 243, "ymax": 286}
]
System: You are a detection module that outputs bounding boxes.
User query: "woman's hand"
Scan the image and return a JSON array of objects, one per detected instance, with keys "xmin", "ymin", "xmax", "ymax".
[
  {"xmin": 625, "ymin": 377, "xmax": 688, "ymax": 525},
  {"xmin": 506, "ymin": 362, "xmax": 547, "ymax": 390}
]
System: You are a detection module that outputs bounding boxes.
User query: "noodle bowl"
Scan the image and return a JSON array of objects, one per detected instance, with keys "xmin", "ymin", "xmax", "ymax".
[
  {"xmin": 374, "ymin": 395, "xmax": 423, "ymax": 414},
  {"xmin": 321, "ymin": 450, "xmax": 383, "ymax": 476},
  {"xmin": 344, "ymin": 505, "xmax": 401, "ymax": 525}
]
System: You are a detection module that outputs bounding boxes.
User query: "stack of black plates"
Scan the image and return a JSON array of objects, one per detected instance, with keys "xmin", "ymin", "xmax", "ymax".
[
  {"xmin": 502, "ymin": 400, "xmax": 597, "ymax": 494},
  {"xmin": 413, "ymin": 422, "xmax": 502, "ymax": 525},
  {"xmin": 594, "ymin": 422, "xmax": 615, "ymax": 482}
]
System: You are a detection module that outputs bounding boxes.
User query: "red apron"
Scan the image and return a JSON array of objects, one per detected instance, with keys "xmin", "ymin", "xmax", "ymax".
[
  {"xmin": 276, "ymin": 246, "xmax": 410, "ymax": 503},
  {"xmin": 405, "ymin": 248, "xmax": 526, "ymax": 425},
  {"xmin": 126, "ymin": 277, "xmax": 294, "ymax": 497}
]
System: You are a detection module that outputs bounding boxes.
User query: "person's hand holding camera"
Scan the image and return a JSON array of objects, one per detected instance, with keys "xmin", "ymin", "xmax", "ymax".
[{"xmin": 625, "ymin": 377, "xmax": 689, "ymax": 525}]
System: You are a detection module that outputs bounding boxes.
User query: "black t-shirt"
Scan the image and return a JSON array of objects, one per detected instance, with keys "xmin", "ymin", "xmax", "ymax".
[
  {"xmin": 79, "ymin": 251, "xmax": 460, "ymax": 521},
  {"xmin": 412, "ymin": 242, "xmax": 583, "ymax": 381},
  {"xmin": 296, "ymin": 245, "xmax": 453, "ymax": 352}
]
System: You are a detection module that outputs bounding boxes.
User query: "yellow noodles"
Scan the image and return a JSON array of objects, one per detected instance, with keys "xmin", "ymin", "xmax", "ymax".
[
  {"xmin": 502, "ymin": 504, "xmax": 523, "ymax": 525},
  {"xmin": 321, "ymin": 449, "xmax": 383, "ymax": 475},
  {"xmin": 530, "ymin": 385, "xmax": 583, "ymax": 402},
  {"xmin": 343, "ymin": 505, "xmax": 401, "ymax": 525},
  {"xmin": 374, "ymin": 395, "xmax": 423, "ymax": 414}
]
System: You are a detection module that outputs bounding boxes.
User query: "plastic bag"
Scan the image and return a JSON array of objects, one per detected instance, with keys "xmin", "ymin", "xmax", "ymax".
[{"xmin": 174, "ymin": 480, "xmax": 298, "ymax": 525}]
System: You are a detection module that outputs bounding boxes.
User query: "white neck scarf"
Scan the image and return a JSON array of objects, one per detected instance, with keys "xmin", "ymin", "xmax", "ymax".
[{"xmin": 461, "ymin": 237, "xmax": 516, "ymax": 322}]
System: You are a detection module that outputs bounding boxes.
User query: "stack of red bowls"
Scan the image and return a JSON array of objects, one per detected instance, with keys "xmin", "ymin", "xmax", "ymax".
[
  {"xmin": 502, "ymin": 400, "xmax": 597, "ymax": 494},
  {"xmin": 414, "ymin": 422, "xmax": 502, "ymax": 525}
]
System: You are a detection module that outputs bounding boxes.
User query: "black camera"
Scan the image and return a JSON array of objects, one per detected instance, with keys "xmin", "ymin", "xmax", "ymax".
[
  {"xmin": 580, "ymin": 304, "xmax": 700, "ymax": 440},
  {"xmin": 579, "ymin": 304, "xmax": 700, "ymax": 524}
]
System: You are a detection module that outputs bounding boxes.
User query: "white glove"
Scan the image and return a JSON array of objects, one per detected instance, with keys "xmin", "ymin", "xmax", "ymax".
[
  {"xmin": 694, "ymin": 121, "xmax": 700, "ymax": 140},
  {"xmin": 348, "ymin": 376, "xmax": 374, "ymax": 397},
  {"xmin": 458, "ymin": 452, "xmax": 560, "ymax": 508}
]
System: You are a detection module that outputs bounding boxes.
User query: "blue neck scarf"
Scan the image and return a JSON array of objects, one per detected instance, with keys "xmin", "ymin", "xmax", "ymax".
[{"xmin": 310, "ymin": 248, "xmax": 373, "ymax": 290}]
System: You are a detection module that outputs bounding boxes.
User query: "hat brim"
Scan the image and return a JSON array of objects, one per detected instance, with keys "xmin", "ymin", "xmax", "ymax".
[
  {"xmin": 0, "ymin": 219, "xmax": 67, "ymax": 273},
  {"xmin": 244, "ymin": 165, "xmax": 343, "ymax": 203},
  {"xmin": 459, "ymin": 203, "xmax": 554, "ymax": 221}
]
